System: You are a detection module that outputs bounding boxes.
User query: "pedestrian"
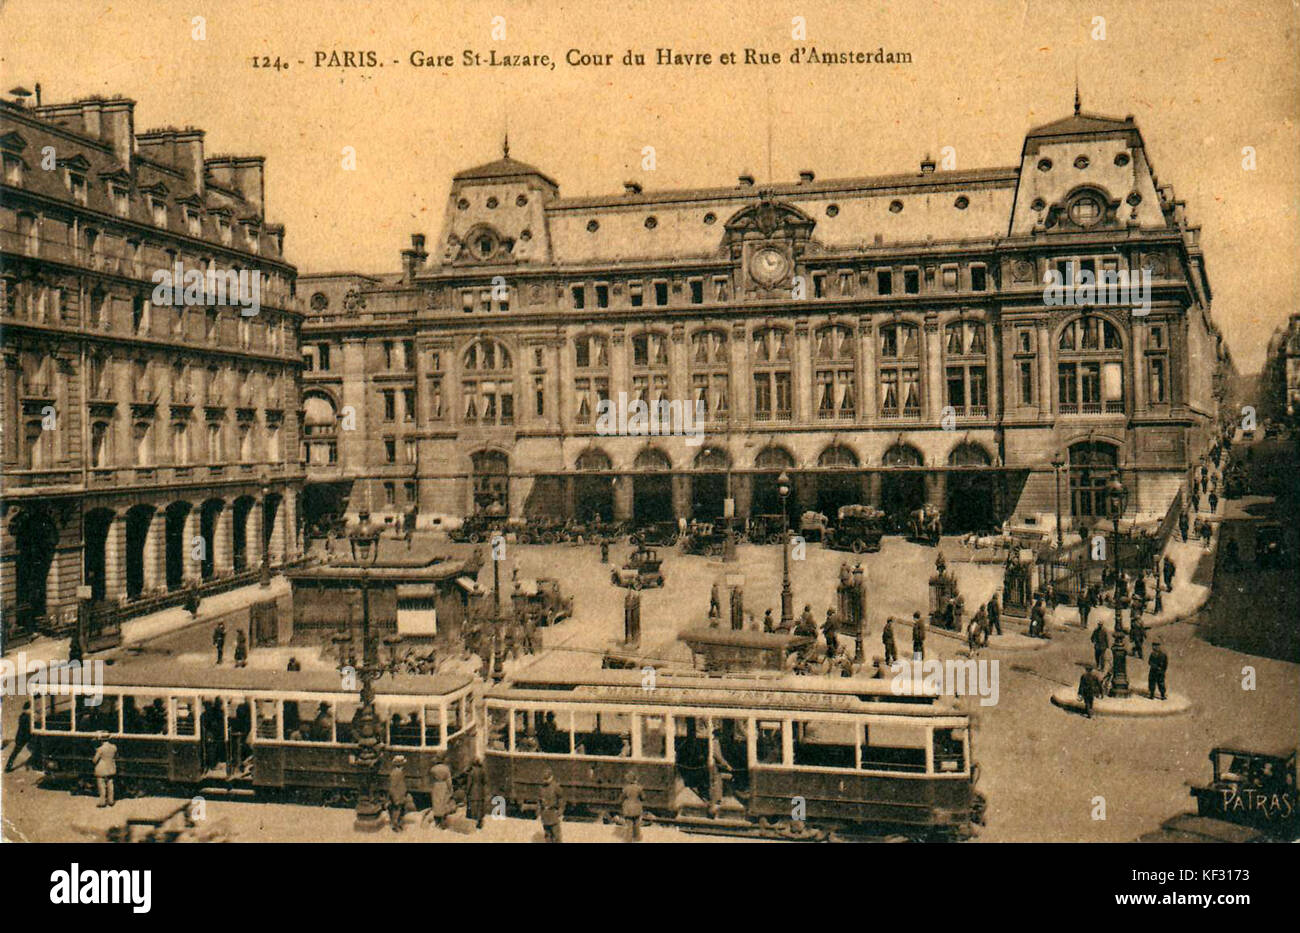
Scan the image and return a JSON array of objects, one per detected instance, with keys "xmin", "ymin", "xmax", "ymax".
[
  {"xmin": 1078, "ymin": 585, "xmax": 1092, "ymax": 629},
  {"xmin": 4, "ymin": 701, "xmax": 36, "ymax": 772},
  {"xmin": 388, "ymin": 756, "xmax": 410, "ymax": 832},
  {"xmin": 93, "ymin": 732, "xmax": 117, "ymax": 808},
  {"xmin": 795, "ymin": 604, "xmax": 817, "ymax": 638},
  {"xmin": 1091, "ymin": 621, "xmax": 1110, "ymax": 671},
  {"xmin": 1148, "ymin": 641, "xmax": 1169, "ymax": 700},
  {"xmin": 1200, "ymin": 520, "xmax": 1212, "ymax": 550},
  {"xmin": 1208, "ymin": 491, "xmax": 1219, "ymax": 513},
  {"xmin": 538, "ymin": 770, "xmax": 565, "ymax": 843},
  {"xmin": 212, "ymin": 620, "xmax": 226, "ymax": 665},
  {"xmin": 68, "ymin": 635, "xmax": 84, "ymax": 665},
  {"xmin": 822, "ymin": 608, "xmax": 839, "ymax": 655},
  {"xmin": 233, "ymin": 628, "xmax": 248, "ymax": 668},
  {"xmin": 1077, "ymin": 663, "xmax": 1104, "ymax": 718},
  {"xmin": 709, "ymin": 581, "xmax": 721, "ymax": 617},
  {"xmin": 600, "ymin": 539, "xmax": 610, "ymax": 564},
  {"xmin": 911, "ymin": 611, "xmax": 926, "ymax": 661},
  {"xmin": 424, "ymin": 761, "xmax": 454, "ymax": 829},
  {"xmin": 286, "ymin": 656, "xmax": 301, "ymax": 672},
  {"xmin": 1163, "ymin": 556, "xmax": 1176, "ymax": 592},
  {"xmin": 882, "ymin": 617, "xmax": 897, "ymax": 666},
  {"xmin": 1178, "ymin": 511, "xmax": 1189, "ymax": 543},
  {"xmin": 1129, "ymin": 611, "xmax": 1146, "ymax": 659},
  {"xmin": 763, "ymin": 608, "xmax": 775, "ymax": 633},
  {"xmin": 1029, "ymin": 594, "xmax": 1047, "ymax": 638},
  {"xmin": 621, "ymin": 770, "xmax": 645, "ymax": 842},
  {"xmin": 966, "ymin": 611, "xmax": 982, "ymax": 656},
  {"xmin": 464, "ymin": 758, "xmax": 489, "ymax": 830},
  {"xmin": 987, "ymin": 594, "xmax": 1002, "ymax": 637},
  {"xmin": 1191, "ymin": 489, "xmax": 1200, "ymax": 513}
]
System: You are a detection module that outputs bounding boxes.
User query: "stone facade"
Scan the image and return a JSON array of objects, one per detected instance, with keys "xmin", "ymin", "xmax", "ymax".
[
  {"xmin": 0, "ymin": 93, "xmax": 302, "ymax": 643},
  {"xmin": 299, "ymin": 108, "xmax": 1229, "ymax": 537}
]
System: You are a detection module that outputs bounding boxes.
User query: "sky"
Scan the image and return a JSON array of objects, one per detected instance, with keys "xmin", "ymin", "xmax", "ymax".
[{"xmin": 3, "ymin": 0, "xmax": 1297, "ymax": 372}]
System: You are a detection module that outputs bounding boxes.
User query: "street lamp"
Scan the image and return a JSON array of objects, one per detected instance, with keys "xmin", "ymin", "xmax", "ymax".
[
  {"xmin": 778, "ymin": 471, "xmax": 793, "ymax": 628},
  {"xmin": 1050, "ymin": 453, "xmax": 1066, "ymax": 551},
  {"xmin": 1105, "ymin": 470, "xmax": 1130, "ymax": 698},
  {"xmin": 345, "ymin": 508, "xmax": 386, "ymax": 830}
]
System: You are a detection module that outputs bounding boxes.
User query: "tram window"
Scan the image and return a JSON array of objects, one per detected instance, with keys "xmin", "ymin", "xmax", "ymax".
[
  {"xmin": 283, "ymin": 700, "xmax": 305, "ymax": 739},
  {"xmin": 462, "ymin": 694, "xmax": 475, "ymax": 730},
  {"xmin": 638, "ymin": 714, "xmax": 668, "ymax": 759},
  {"xmin": 573, "ymin": 710, "xmax": 632, "ymax": 757},
  {"xmin": 531, "ymin": 709, "xmax": 571, "ymax": 754},
  {"xmin": 44, "ymin": 695, "xmax": 73, "ymax": 731},
  {"xmin": 756, "ymin": 720, "xmax": 785, "ymax": 765},
  {"xmin": 254, "ymin": 699, "xmax": 279, "ymax": 740},
  {"xmin": 861, "ymin": 722, "xmax": 927, "ymax": 773},
  {"xmin": 332, "ymin": 701, "xmax": 357, "ymax": 744},
  {"xmin": 77, "ymin": 694, "xmax": 119, "ymax": 734},
  {"xmin": 382, "ymin": 705, "xmax": 421, "ymax": 746},
  {"xmin": 932, "ymin": 728, "xmax": 966, "ymax": 773},
  {"xmin": 793, "ymin": 720, "xmax": 856, "ymax": 769},
  {"xmin": 123, "ymin": 695, "xmax": 168, "ymax": 735},
  {"xmin": 173, "ymin": 698, "xmax": 197, "ymax": 736},
  {"xmin": 446, "ymin": 699, "xmax": 463, "ymax": 735},
  {"xmin": 487, "ymin": 707, "xmax": 510, "ymax": 751},
  {"xmin": 513, "ymin": 710, "xmax": 539, "ymax": 751}
]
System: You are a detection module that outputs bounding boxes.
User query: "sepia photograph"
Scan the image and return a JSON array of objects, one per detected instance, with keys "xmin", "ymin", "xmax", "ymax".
[{"xmin": 1, "ymin": 0, "xmax": 1297, "ymax": 909}]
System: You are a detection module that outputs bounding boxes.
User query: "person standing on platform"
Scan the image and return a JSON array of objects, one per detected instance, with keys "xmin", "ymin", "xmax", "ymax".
[
  {"xmin": 882, "ymin": 617, "xmax": 897, "ymax": 666},
  {"xmin": 212, "ymin": 620, "xmax": 226, "ymax": 665},
  {"xmin": 911, "ymin": 612, "xmax": 926, "ymax": 661},
  {"xmin": 388, "ymin": 756, "xmax": 410, "ymax": 832},
  {"xmin": 986, "ymin": 594, "xmax": 1002, "ymax": 637},
  {"xmin": 621, "ymin": 771, "xmax": 645, "ymax": 842},
  {"xmin": 465, "ymin": 758, "xmax": 489, "ymax": 830},
  {"xmin": 1129, "ymin": 610, "xmax": 1146, "ymax": 659},
  {"xmin": 93, "ymin": 733, "xmax": 117, "ymax": 808},
  {"xmin": 1091, "ymin": 621, "xmax": 1110, "ymax": 671}
]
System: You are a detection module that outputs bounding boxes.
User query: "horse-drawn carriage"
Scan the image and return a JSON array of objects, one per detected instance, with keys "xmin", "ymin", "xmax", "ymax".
[{"xmin": 824, "ymin": 505, "xmax": 886, "ymax": 554}]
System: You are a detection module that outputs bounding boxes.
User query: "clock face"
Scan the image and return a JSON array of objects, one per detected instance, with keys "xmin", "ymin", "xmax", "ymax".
[{"xmin": 749, "ymin": 247, "xmax": 789, "ymax": 287}]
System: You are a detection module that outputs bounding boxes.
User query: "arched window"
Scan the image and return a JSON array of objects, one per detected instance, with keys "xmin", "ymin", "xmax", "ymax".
[
  {"xmin": 754, "ymin": 446, "xmax": 795, "ymax": 471},
  {"xmin": 1057, "ymin": 315, "xmax": 1125, "ymax": 415},
  {"xmin": 471, "ymin": 450, "xmax": 509, "ymax": 513},
  {"xmin": 814, "ymin": 324, "xmax": 856, "ymax": 420},
  {"xmin": 633, "ymin": 447, "xmax": 673, "ymax": 471},
  {"xmin": 879, "ymin": 322, "xmax": 920, "ymax": 419},
  {"xmin": 133, "ymin": 421, "xmax": 152, "ymax": 466},
  {"xmin": 944, "ymin": 320, "xmax": 988, "ymax": 417},
  {"xmin": 752, "ymin": 327, "xmax": 792, "ymax": 421},
  {"xmin": 91, "ymin": 421, "xmax": 112, "ymax": 468},
  {"xmin": 573, "ymin": 333, "xmax": 609, "ymax": 426},
  {"xmin": 463, "ymin": 339, "xmax": 514, "ymax": 426},
  {"xmin": 575, "ymin": 449, "xmax": 612, "ymax": 472},
  {"xmin": 690, "ymin": 329, "xmax": 729, "ymax": 421},
  {"xmin": 881, "ymin": 443, "xmax": 923, "ymax": 467},
  {"xmin": 818, "ymin": 444, "xmax": 859, "ymax": 468},
  {"xmin": 1068, "ymin": 442, "xmax": 1118, "ymax": 517}
]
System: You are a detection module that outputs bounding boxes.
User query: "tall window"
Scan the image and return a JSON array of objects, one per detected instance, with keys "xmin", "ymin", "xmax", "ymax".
[
  {"xmin": 462, "ymin": 338, "xmax": 514, "ymax": 426},
  {"xmin": 879, "ymin": 322, "xmax": 920, "ymax": 418},
  {"xmin": 573, "ymin": 334, "xmax": 609, "ymax": 425},
  {"xmin": 942, "ymin": 320, "xmax": 988, "ymax": 417},
  {"xmin": 1057, "ymin": 315, "xmax": 1124, "ymax": 415},
  {"xmin": 690, "ymin": 329, "xmax": 729, "ymax": 421},
  {"xmin": 814, "ymin": 324, "xmax": 856, "ymax": 420},
  {"xmin": 1146, "ymin": 324, "xmax": 1169, "ymax": 405},
  {"xmin": 631, "ymin": 331, "xmax": 670, "ymax": 412},
  {"xmin": 1069, "ymin": 442, "xmax": 1118, "ymax": 517},
  {"xmin": 752, "ymin": 327, "xmax": 792, "ymax": 421}
]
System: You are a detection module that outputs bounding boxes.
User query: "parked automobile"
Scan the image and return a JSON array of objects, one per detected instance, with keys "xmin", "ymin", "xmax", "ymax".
[
  {"xmin": 611, "ymin": 547, "xmax": 665, "ymax": 589},
  {"xmin": 747, "ymin": 514, "xmax": 787, "ymax": 545},
  {"xmin": 824, "ymin": 505, "xmax": 886, "ymax": 554},
  {"xmin": 683, "ymin": 522, "xmax": 730, "ymax": 557},
  {"xmin": 629, "ymin": 521, "xmax": 680, "ymax": 547}
]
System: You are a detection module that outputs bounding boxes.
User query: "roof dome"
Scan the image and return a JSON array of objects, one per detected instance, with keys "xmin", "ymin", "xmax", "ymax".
[{"xmin": 453, "ymin": 154, "xmax": 557, "ymax": 188}]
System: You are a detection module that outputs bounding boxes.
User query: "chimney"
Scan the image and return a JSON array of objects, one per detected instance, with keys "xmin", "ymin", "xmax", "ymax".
[
  {"xmin": 173, "ymin": 128, "xmax": 205, "ymax": 196},
  {"xmin": 402, "ymin": 232, "xmax": 428, "ymax": 282},
  {"xmin": 738, "ymin": 173, "xmax": 755, "ymax": 187},
  {"xmin": 623, "ymin": 181, "xmax": 642, "ymax": 195},
  {"xmin": 79, "ymin": 99, "xmax": 103, "ymax": 138},
  {"xmin": 205, "ymin": 156, "xmax": 236, "ymax": 191},
  {"xmin": 206, "ymin": 156, "xmax": 264, "ymax": 215},
  {"xmin": 798, "ymin": 170, "xmax": 815, "ymax": 184},
  {"xmin": 136, "ymin": 129, "xmax": 177, "ymax": 171},
  {"xmin": 920, "ymin": 155, "xmax": 936, "ymax": 175},
  {"xmin": 100, "ymin": 98, "xmax": 135, "ymax": 172}
]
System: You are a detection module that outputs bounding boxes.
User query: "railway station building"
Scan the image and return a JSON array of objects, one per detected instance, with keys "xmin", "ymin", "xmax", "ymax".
[{"xmin": 299, "ymin": 106, "xmax": 1231, "ymax": 537}]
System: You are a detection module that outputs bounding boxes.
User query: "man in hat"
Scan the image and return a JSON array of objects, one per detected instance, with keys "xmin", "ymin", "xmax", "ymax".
[
  {"xmin": 881, "ymin": 617, "xmax": 898, "ymax": 666},
  {"xmin": 212, "ymin": 620, "xmax": 226, "ymax": 665},
  {"xmin": 1091, "ymin": 620, "xmax": 1110, "ymax": 671},
  {"xmin": 388, "ymin": 755, "xmax": 410, "ymax": 831},
  {"xmin": 762, "ymin": 608, "xmax": 776, "ymax": 633},
  {"xmin": 465, "ymin": 758, "xmax": 489, "ymax": 830},
  {"xmin": 1029, "ymin": 594, "xmax": 1047, "ymax": 638},
  {"xmin": 1163, "ymin": 555, "xmax": 1177, "ymax": 592},
  {"xmin": 1077, "ymin": 664, "xmax": 1104, "ymax": 718},
  {"xmin": 822, "ymin": 608, "xmax": 839, "ymax": 656},
  {"xmin": 93, "ymin": 732, "xmax": 117, "ymax": 808},
  {"xmin": 911, "ymin": 612, "xmax": 926, "ymax": 661},
  {"xmin": 621, "ymin": 770, "xmax": 645, "ymax": 842},
  {"xmin": 1129, "ymin": 609, "xmax": 1146, "ymax": 659},
  {"xmin": 1148, "ymin": 642, "xmax": 1169, "ymax": 700},
  {"xmin": 986, "ymin": 594, "xmax": 1002, "ymax": 637},
  {"xmin": 538, "ymin": 769, "xmax": 566, "ymax": 843}
]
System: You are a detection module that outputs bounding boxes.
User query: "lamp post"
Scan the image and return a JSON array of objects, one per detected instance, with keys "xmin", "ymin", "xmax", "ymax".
[
  {"xmin": 1050, "ymin": 453, "xmax": 1066, "ymax": 551},
  {"xmin": 259, "ymin": 470, "xmax": 272, "ymax": 587},
  {"xmin": 778, "ymin": 471, "xmax": 793, "ymax": 628},
  {"xmin": 1105, "ymin": 471, "xmax": 1130, "ymax": 698},
  {"xmin": 345, "ymin": 508, "xmax": 385, "ymax": 830}
]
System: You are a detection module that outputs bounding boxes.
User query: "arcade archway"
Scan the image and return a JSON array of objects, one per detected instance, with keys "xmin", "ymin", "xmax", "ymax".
[
  {"xmin": 574, "ymin": 449, "xmax": 614, "ymax": 523},
  {"xmin": 881, "ymin": 444, "xmax": 926, "ymax": 522},
  {"xmin": 752, "ymin": 445, "xmax": 797, "ymax": 519},
  {"xmin": 164, "ymin": 502, "xmax": 191, "ymax": 590},
  {"xmin": 83, "ymin": 508, "xmax": 114, "ymax": 602},
  {"xmin": 816, "ymin": 444, "xmax": 861, "ymax": 517},
  {"xmin": 691, "ymin": 447, "xmax": 730, "ymax": 519},
  {"xmin": 945, "ymin": 442, "xmax": 997, "ymax": 533},
  {"xmin": 632, "ymin": 447, "xmax": 673, "ymax": 525},
  {"xmin": 471, "ymin": 450, "xmax": 509, "ymax": 514}
]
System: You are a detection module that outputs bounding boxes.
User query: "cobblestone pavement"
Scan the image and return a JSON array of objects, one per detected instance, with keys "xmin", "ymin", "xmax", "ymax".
[{"xmin": 4, "ymin": 532, "xmax": 1296, "ymax": 843}]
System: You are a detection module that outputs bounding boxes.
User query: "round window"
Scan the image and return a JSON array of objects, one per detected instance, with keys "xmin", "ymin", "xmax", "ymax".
[
  {"xmin": 1074, "ymin": 155, "xmax": 1090, "ymax": 170},
  {"xmin": 888, "ymin": 200, "xmax": 903, "ymax": 213},
  {"xmin": 1037, "ymin": 158, "xmax": 1053, "ymax": 172},
  {"xmin": 1069, "ymin": 194, "xmax": 1103, "ymax": 226},
  {"xmin": 310, "ymin": 292, "xmax": 329, "ymax": 311},
  {"xmin": 1114, "ymin": 152, "xmax": 1131, "ymax": 167},
  {"xmin": 954, "ymin": 196, "xmax": 969, "ymax": 210},
  {"xmin": 516, "ymin": 194, "xmax": 528, "ymax": 207},
  {"xmin": 456, "ymin": 198, "xmax": 469, "ymax": 210},
  {"xmin": 826, "ymin": 203, "xmax": 840, "ymax": 217},
  {"xmin": 703, "ymin": 212, "xmax": 716, "ymax": 225},
  {"xmin": 587, "ymin": 219, "xmax": 599, "ymax": 233},
  {"xmin": 644, "ymin": 216, "xmax": 658, "ymax": 229},
  {"xmin": 485, "ymin": 197, "xmax": 499, "ymax": 209}
]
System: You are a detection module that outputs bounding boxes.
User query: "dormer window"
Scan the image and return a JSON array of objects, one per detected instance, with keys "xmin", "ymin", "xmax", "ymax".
[
  {"xmin": 217, "ymin": 217, "xmax": 232, "ymax": 246},
  {"xmin": 110, "ymin": 186, "xmax": 129, "ymax": 217},
  {"xmin": 186, "ymin": 209, "xmax": 201, "ymax": 237},
  {"xmin": 4, "ymin": 154, "xmax": 25, "ymax": 186},
  {"xmin": 150, "ymin": 197, "xmax": 167, "ymax": 226},
  {"xmin": 243, "ymin": 224, "xmax": 260, "ymax": 254}
]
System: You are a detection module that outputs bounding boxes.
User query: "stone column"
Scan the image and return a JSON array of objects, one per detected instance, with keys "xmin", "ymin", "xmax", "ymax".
[
  {"xmin": 731, "ymin": 322, "xmax": 749, "ymax": 423},
  {"xmin": 214, "ymin": 507, "xmax": 234, "ymax": 575},
  {"xmin": 1036, "ymin": 317, "xmax": 1053, "ymax": 418},
  {"xmin": 249, "ymin": 503, "xmax": 265, "ymax": 570},
  {"xmin": 925, "ymin": 472, "xmax": 948, "ymax": 511},
  {"xmin": 182, "ymin": 508, "xmax": 203, "ymax": 583},
  {"xmin": 142, "ymin": 511, "xmax": 166, "ymax": 595},
  {"xmin": 104, "ymin": 516, "xmax": 127, "ymax": 603},
  {"xmin": 613, "ymin": 475, "xmax": 633, "ymax": 522},
  {"xmin": 858, "ymin": 318, "xmax": 876, "ymax": 421},
  {"xmin": 793, "ymin": 320, "xmax": 811, "ymax": 423},
  {"xmin": 985, "ymin": 318, "xmax": 1000, "ymax": 420},
  {"xmin": 924, "ymin": 316, "xmax": 943, "ymax": 422}
]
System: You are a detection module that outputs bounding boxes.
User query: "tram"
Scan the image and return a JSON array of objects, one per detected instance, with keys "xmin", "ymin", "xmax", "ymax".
[
  {"xmin": 31, "ymin": 663, "xmax": 477, "ymax": 805},
  {"xmin": 482, "ymin": 669, "xmax": 984, "ymax": 839}
]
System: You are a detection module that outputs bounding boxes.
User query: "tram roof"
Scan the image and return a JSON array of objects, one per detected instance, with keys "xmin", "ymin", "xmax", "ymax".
[
  {"xmin": 490, "ymin": 668, "xmax": 960, "ymax": 714},
  {"xmin": 89, "ymin": 661, "xmax": 474, "ymax": 698}
]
